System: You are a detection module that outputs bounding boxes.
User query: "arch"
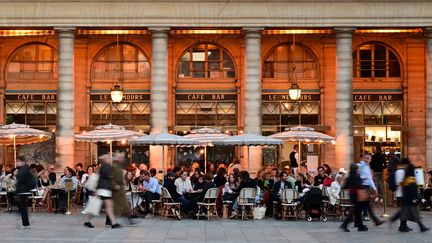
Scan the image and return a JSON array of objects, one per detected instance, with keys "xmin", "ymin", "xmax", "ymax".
[
  {"xmin": 176, "ymin": 43, "xmax": 237, "ymax": 79},
  {"xmin": 6, "ymin": 42, "xmax": 57, "ymax": 81},
  {"xmin": 262, "ymin": 42, "xmax": 319, "ymax": 80},
  {"xmin": 352, "ymin": 42, "xmax": 402, "ymax": 80},
  {"xmin": 91, "ymin": 42, "xmax": 151, "ymax": 81}
]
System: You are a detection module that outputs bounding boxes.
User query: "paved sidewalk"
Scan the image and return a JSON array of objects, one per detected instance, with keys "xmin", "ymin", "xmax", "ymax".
[{"xmin": 0, "ymin": 208, "xmax": 431, "ymax": 243}]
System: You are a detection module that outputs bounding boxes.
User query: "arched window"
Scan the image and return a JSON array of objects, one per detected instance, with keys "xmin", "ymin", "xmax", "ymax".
[
  {"xmin": 92, "ymin": 43, "xmax": 150, "ymax": 80},
  {"xmin": 7, "ymin": 43, "xmax": 57, "ymax": 80},
  {"xmin": 177, "ymin": 43, "xmax": 236, "ymax": 79},
  {"xmin": 263, "ymin": 43, "xmax": 318, "ymax": 79},
  {"xmin": 352, "ymin": 43, "xmax": 401, "ymax": 79}
]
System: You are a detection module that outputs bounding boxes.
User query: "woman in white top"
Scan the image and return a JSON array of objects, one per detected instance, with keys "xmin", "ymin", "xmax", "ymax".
[
  {"xmin": 81, "ymin": 166, "xmax": 94, "ymax": 206},
  {"xmin": 328, "ymin": 173, "xmax": 343, "ymax": 206},
  {"xmin": 174, "ymin": 171, "xmax": 193, "ymax": 195}
]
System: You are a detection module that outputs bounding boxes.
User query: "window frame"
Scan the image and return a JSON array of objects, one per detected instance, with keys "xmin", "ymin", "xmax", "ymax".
[
  {"xmin": 352, "ymin": 43, "xmax": 402, "ymax": 81},
  {"xmin": 176, "ymin": 43, "xmax": 237, "ymax": 81}
]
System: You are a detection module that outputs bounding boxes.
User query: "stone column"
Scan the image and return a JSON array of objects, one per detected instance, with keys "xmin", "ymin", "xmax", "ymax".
[
  {"xmin": 149, "ymin": 28, "xmax": 169, "ymax": 173},
  {"xmin": 56, "ymin": 28, "xmax": 75, "ymax": 169},
  {"xmin": 335, "ymin": 28, "xmax": 354, "ymax": 169},
  {"xmin": 244, "ymin": 28, "xmax": 262, "ymax": 175},
  {"xmin": 426, "ymin": 28, "xmax": 432, "ymax": 169}
]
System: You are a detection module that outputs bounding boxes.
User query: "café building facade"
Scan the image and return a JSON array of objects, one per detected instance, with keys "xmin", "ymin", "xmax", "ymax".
[{"xmin": 0, "ymin": 0, "xmax": 431, "ymax": 173}]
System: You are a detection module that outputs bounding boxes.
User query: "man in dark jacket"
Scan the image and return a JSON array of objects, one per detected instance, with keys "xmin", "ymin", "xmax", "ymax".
[
  {"xmin": 16, "ymin": 155, "xmax": 36, "ymax": 229},
  {"xmin": 370, "ymin": 146, "xmax": 387, "ymax": 202},
  {"xmin": 163, "ymin": 172, "xmax": 189, "ymax": 215}
]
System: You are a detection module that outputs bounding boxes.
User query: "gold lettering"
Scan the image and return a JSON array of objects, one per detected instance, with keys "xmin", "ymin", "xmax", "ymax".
[
  {"xmin": 187, "ymin": 94, "xmax": 204, "ymax": 100},
  {"xmin": 212, "ymin": 94, "xmax": 225, "ymax": 100},
  {"xmin": 281, "ymin": 95, "xmax": 287, "ymax": 100},
  {"xmin": 17, "ymin": 94, "xmax": 34, "ymax": 100}
]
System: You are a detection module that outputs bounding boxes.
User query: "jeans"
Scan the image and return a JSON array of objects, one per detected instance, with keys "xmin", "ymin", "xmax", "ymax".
[{"xmin": 373, "ymin": 172, "xmax": 384, "ymax": 199}]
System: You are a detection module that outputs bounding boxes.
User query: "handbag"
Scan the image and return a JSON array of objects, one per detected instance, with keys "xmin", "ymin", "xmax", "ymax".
[
  {"xmin": 82, "ymin": 195, "xmax": 103, "ymax": 216},
  {"xmin": 85, "ymin": 173, "xmax": 99, "ymax": 192},
  {"xmin": 253, "ymin": 205, "xmax": 267, "ymax": 220},
  {"xmin": 356, "ymin": 188, "xmax": 369, "ymax": 202}
]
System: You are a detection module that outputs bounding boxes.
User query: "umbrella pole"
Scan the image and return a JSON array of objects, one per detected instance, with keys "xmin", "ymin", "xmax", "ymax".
[
  {"xmin": 162, "ymin": 145, "xmax": 165, "ymax": 184},
  {"xmin": 247, "ymin": 146, "xmax": 250, "ymax": 174},
  {"xmin": 130, "ymin": 144, "xmax": 133, "ymax": 164},
  {"xmin": 13, "ymin": 136, "xmax": 16, "ymax": 168},
  {"xmin": 109, "ymin": 141, "xmax": 113, "ymax": 164},
  {"xmin": 204, "ymin": 146, "xmax": 207, "ymax": 174},
  {"xmin": 297, "ymin": 140, "xmax": 301, "ymax": 176}
]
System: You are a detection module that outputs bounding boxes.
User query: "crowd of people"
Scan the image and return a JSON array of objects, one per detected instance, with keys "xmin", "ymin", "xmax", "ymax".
[{"xmin": 0, "ymin": 149, "xmax": 431, "ymax": 232}]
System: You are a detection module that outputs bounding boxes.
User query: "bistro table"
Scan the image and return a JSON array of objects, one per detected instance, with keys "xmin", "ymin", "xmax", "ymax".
[{"xmin": 130, "ymin": 189, "xmax": 144, "ymax": 215}]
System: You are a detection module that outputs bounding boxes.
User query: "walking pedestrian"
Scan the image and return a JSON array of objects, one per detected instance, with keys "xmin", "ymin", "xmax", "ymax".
[
  {"xmin": 109, "ymin": 154, "xmax": 136, "ymax": 225},
  {"xmin": 339, "ymin": 163, "xmax": 368, "ymax": 232},
  {"xmin": 357, "ymin": 153, "xmax": 384, "ymax": 226},
  {"xmin": 399, "ymin": 160, "xmax": 429, "ymax": 233},
  {"xmin": 96, "ymin": 154, "xmax": 121, "ymax": 228},
  {"xmin": 389, "ymin": 158, "xmax": 411, "ymax": 232},
  {"xmin": 15, "ymin": 155, "xmax": 36, "ymax": 229}
]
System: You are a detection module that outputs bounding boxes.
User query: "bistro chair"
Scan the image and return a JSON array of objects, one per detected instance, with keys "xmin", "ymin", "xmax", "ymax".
[
  {"xmin": 338, "ymin": 189, "xmax": 353, "ymax": 220},
  {"xmin": 197, "ymin": 188, "xmax": 219, "ymax": 220},
  {"xmin": 280, "ymin": 189, "xmax": 298, "ymax": 220},
  {"xmin": 323, "ymin": 186, "xmax": 338, "ymax": 220},
  {"xmin": 29, "ymin": 187, "xmax": 44, "ymax": 213},
  {"xmin": 0, "ymin": 180, "xmax": 9, "ymax": 211},
  {"xmin": 237, "ymin": 188, "xmax": 256, "ymax": 220},
  {"xmin": 160, "ymin": 187, "xmax": 181, "ymax": 220}
]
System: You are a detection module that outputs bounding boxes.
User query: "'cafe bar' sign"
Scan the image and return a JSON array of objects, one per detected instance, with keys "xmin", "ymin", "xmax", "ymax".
[
  {"xmin": 6, "ymin": 94, "xmax": 57, "ymax": 100},
  {"xmin": 353, "ymin": 94, "xmax": 403, "ymax": 101}
]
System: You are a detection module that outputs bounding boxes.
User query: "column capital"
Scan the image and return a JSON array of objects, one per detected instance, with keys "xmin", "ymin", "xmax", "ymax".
[
  {"xmin": 55, "ymin": 27, "xmax": 76, "ymax": 36},
  {"xmin": 425, "ymin": 27, "xmax": 432, "ymax": 39},
  {"xmin": 149, "ymin": 27, "xmax": 170, "ymax": 36},
  {"xmin": 243, "ymin": 27, "xmax": 264, "ymax": 38},
  {"xmin": 334, "ymin": 27, "xmax": 355, "ymax": 38}
]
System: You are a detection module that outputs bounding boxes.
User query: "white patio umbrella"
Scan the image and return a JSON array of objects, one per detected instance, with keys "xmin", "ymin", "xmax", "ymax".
[
  {"xmin": 75, "ymin": 124, "xmax": 141, "ymax": 162},
  {"xmin": 270, "ymin": 126, "xmax": 335, "ymax": 168},
  {"xmin": 0, "ymin": 123, "xmax": 52, "ymax": 167},
  {"xmin": 129, "ymin": 131, "xmax": 196, "ymax": 181},
  {"xmin": 213, "ymin": 133, "xmax": 283, "ymax": 173},
  {"xmin": 184, "ymin": 127, "xmax": 231, "ymax": 173}
]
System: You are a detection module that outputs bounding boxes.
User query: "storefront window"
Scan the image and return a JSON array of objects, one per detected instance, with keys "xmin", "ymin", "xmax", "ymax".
[
  {"xmin": 262, "ymin": 94, "xmax": 320, "ymax": 132},
  {"xmin": 92, "ymin": 43, "xmax": 150, "ymax": 79},
  {"xmin": 263, "ymin": 43, "xmax": 318, "ymax": 79},
  {"xmin": 176, "ymin": 100, "xmax": 237, "ymax": 127},
  {"xmin": 5, "ymin": 98, "xmax": 56, "ymax": 128},
  {"xmin": 91, "ymin": 100, "xmax": 150, "ymax": 128},
  {"xmin": 7, "ymin": 43, "xmax": 57, "ymax": 80},
  {"xmin": 353, "ymin": 43, "xmax": 401, "ymax": 79},
  {"xmin": 177, "ymin": 44, "xmax": 236, "ymax": 79}
]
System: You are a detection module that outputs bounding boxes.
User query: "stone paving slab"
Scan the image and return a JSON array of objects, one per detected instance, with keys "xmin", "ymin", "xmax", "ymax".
[{"xmin": 0, "ymin": 208, "xmax": 431, "ymax": 243}]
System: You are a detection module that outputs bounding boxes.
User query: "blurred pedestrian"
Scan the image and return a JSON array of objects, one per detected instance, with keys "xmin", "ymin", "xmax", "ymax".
[{"xmin": 15, "ymin": 155, "xmax": 36, "ymax": 229}]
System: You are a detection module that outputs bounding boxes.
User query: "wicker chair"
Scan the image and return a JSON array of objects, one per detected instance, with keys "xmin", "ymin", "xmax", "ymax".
[
  {"xmin": 280, "ymin": 189, "xmax": 298, "ymax": 220},
  {"xmin": 160, "ymin": 187, "xmax": 181, "ymax": 219},
  {"xmin": 338, "ymin": 189, "xmax": 353, "ymax": 220},
  {"xmin": 237, "ymin": 188, "xmax": 256, "ymax": 220},
  {"xmin": 197, "ymin": 188, "xmax": 219, "ymax": 220}
]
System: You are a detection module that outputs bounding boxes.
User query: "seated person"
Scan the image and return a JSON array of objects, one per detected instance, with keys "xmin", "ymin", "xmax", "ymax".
[
  {"xmin": 314, "ymin": 166, "xmax": 327, "ymax": 186},
  {"xmin": 190, "ymin": 173, "xmax": 216, "ymax": 216},
  {"xmin": 38, "ymin": 169, "xmax": 54, "ymax": 212},
  {"xmin": 141, "ymin": 170, "xmax": 161, "ymax": 216},
  {"xmin": 230, "ymin": 171, "xmax": 257, "ymax": 218},
  {"xmin": 193, "ymin": 175, "xmax": 205, "ymax": 192},
  {"xmin": 270, "ymin": 171, "xmax": 293, "ymax": 218},
  {"xmin": 328, "ymin": 173, "xmax": 343, "ymax": 206},
  {"xmin": 422, "ymin": 171, "xmax": 432, "ymax": 210},
  {"xmin": 5, "ymin": 168, "xmax": 18, "ymax": 208},
  {"xmin": 163, "ymin": 172, "xmax": 189, "ymax": 216},
  {"xmin": 58, "ymin": 167, "xmax": 80, "ymax": 213},
  {"xmin": 124, "ymin": 170, "xmax": 142, "ymax": 209},
  {"xmin": 175, "ymin": 171, "xmax": 193, "ymax": 196}
]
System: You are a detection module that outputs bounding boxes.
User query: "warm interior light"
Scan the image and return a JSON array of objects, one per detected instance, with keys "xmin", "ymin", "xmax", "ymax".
[
  {"xmin": 121, "ymin": 139, "xmax": 126, "ymax": 145},
  {"xmin": 331, "ymin": 140, "xmax": 336, "ymax": 145},
  {"xmin": 39, "ymin": 135, "xmax": 44, "ymax": 138},
  {"xmin": 355, "ymin": 28, "xmax": 422, "ymax": 34},
  {"xmin": 77, "ymin": 29, "xmax": 148, "ymax": 35},
  {"xmin": 265, "ymin": 29, "xmax": 333, "ymax": 35},
  {"xmin": 110, "ymin": 84, "xmax": 124, "ymax": 103},
  {"xmin": 183, "ymin": 131, "xmax": 187, "ymax": 134},
  {"xmin": 200, "ymin": 149, "xmax": 204, "ymax": 154},
  {"xmin": 172, "ymin": 29, "xmax": 241, "ymax": 35},
  {"xmin": 288, "ymin": 83, "xmax": 302, "ymax": 101},
  {"xmin": 0, "ymin": 29, "xmax": 55, "ymax": 37}
]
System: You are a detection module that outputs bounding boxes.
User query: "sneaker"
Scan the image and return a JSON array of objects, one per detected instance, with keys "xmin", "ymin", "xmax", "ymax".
[
  {"xmin": 364, "ymin": 216, "xmax": 370, "ymax": 221},
  {"xmin": 83, "ymin": 222, "xmax": 94, "ymax": 228},
  {"xmin": 18, "ymin": 225, "xmax": 30, "ymax": 229},
  {"xmin": 111, "ymin": 223, "xmax": 121, "ymax": 229},
  {"xmin": 374, "ymin": 197, "xmax": 379, "ymax": 203},
  {"xmin": 379, "ymin": 198, "xmax": 383, "ymax": 203}
]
